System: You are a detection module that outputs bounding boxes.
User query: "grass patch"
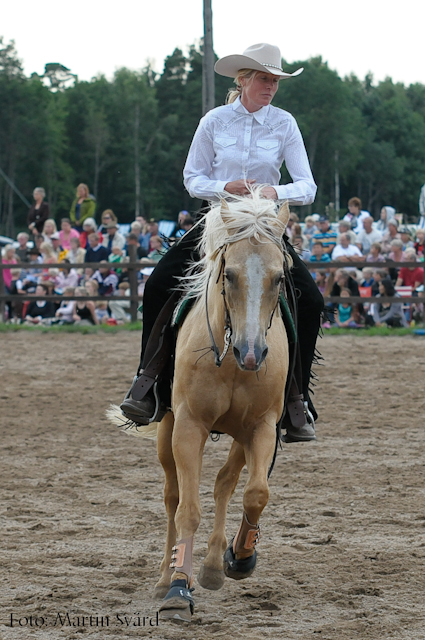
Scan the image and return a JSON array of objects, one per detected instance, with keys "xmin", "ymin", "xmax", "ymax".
[
  {"xmin": 322, "ymin": 325, "xmax": 421, "ymax": 337},
  {"xmin": 0, "ymin": 322, "xmax": 142, "ymax": 334}
]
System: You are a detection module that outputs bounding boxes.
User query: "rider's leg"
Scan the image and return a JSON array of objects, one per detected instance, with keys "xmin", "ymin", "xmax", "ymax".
[
  {"xmin": 284, "ymin": 242, "xmax": 324, "ymax": 440},
  {"xmin": 120, "ymin": 225, "xmax": 202, "ymax": 423}
]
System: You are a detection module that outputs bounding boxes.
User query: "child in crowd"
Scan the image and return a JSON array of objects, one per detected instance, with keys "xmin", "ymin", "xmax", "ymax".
[
  {"xmin": 336, "ymin": 288, "xmax": 358, "ymax": 328},
  {"xmin": 414, "ymin": 229, "xmax": 425, "ymax": 259},
  {"xmin": 303, "ymin": 215, "xmax": 319, "ymax": 247},
  {"xmin": 54, "ymin": 287, "xmax": 76, "ymax": 324},
  {"xmin": 309, "ymin": 242, "xmax": 331, "ymax": 263},
  {"xmin": 366, "ymin": 241, "xmax": 386, "ymax": 263}
]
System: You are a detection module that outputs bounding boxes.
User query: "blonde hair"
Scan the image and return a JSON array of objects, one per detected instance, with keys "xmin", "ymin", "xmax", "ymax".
[
  {"xmin": 40, "ymin": 241, "xmax": 57, "ymax": 258},
  {"xmin": 42, "ymin": 218, "xmax": 57, "ymax": 234},
  {"xmin": 77, "ymin": 183, "xmax": 89, "ymax": 198},
  {"xmin": 226, "ymin": 69, "xmax": 256, "ymax": 104}
]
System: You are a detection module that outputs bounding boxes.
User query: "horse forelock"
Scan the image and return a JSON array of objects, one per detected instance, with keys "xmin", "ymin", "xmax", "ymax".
[{"xmin": 178, "ymin": 189, "xmax": 291, "ymax": 302}]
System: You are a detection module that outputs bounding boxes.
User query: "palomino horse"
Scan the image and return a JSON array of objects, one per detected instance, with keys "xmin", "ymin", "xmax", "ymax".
[{"xmin": 109, "ymin": 191, "xmax": 292, "ymax": 621}]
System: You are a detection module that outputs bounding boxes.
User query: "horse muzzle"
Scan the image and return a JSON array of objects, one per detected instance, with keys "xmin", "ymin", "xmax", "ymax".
[{"xmin": 232, "ymin": 342, "xmax": 268, "ymax": 372}]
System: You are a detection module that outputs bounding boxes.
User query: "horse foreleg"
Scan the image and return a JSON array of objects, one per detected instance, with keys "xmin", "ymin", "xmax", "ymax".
[
  {"xmin": 155, "ymin": 413, "xmax": 178, "ymax": 599},
  {"xmin": 159, "ymin": 418, "xmax": 208, "ymax": 621},
  {"xmin": 224, "ymin": 423, "xmax": 277, "ymax": 580},
  {"xmin": 198, "ymin": 440, "xmax": 246, "ymax": 590}
]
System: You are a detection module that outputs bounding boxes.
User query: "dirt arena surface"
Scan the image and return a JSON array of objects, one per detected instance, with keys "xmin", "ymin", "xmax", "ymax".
[{"xmin": 1, "ymin": 331, "xmax": 424, "ymax": 640}]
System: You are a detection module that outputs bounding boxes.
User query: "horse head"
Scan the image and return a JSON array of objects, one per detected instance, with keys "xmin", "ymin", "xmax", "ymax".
[{"xmin": 220, "ymin": 197, "xmax": 290, "ymax": 372}]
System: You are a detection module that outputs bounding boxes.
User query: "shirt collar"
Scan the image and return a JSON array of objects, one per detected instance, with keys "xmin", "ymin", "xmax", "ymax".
[{"xmin": 232, "ymin": 96, "xmax": 269, "ymax": 124}]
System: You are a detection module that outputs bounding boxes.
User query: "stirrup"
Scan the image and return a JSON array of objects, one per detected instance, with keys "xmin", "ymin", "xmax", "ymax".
[{"xmin": 123, "ymin": 375, "xmax": 167, "ymax": 424}]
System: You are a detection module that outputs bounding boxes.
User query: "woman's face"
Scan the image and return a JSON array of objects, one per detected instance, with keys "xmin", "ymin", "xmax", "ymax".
[
  {"xmin": 77, "ymin": 185, "xmax": 87, "ymax": 198},
  {"xmin": 45, "ymin": 222, "xmax": 54, "ymax": 235},
  {"xmin": 61, "ymin": 220, "xmax": 71, "ymax": 232},
  {"xmin": 380, "ymin": 208, "xmax": 387, "ymax": 220},
  {"xmin": 33, "ymin": 190, "xmax": 43, "ymax": 202},
  {"xmin": 240, "ymin": 72, "xmax": 279, "ymax": 111},
  {"xmin": 379, "ymin": 282, "xmax": 385, "ymax": 294}
]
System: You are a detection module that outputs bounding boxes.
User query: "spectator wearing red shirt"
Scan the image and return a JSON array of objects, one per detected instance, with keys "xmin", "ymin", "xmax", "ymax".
[{"xmin": 396, "ymin": 249, "xmax": 424, "ymax": 291}]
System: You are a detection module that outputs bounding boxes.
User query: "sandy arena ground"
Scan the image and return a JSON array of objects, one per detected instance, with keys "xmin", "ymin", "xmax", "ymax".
[{"xmin": 0, "ymin": 332, "xmax": 425, "ymax": 640}]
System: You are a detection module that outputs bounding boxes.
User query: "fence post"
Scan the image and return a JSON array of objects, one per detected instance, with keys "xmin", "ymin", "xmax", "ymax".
[
  {"xmin": 0, "ymin": 253, "xmax": 5, "ymax": 322},
  {"xmin": 127, "ymin": 245, "xmax": 139, "ymax": 323}
]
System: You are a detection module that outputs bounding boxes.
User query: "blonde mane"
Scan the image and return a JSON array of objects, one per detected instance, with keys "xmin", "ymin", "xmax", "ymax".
[{"xmin": 179, "ymin": 188, "xmax": 292, "ymax": 302}]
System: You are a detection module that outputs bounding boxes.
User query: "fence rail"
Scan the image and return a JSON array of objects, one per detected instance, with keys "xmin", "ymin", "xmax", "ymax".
[{"xmin": 0, "ymin": 253, "xmax": 423, "ymax": 324}]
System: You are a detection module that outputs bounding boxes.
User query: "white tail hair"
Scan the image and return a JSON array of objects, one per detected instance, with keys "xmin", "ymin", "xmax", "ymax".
[{"xmin": 105, "ymin": 404, "xmax": 158, "ymax": 439}]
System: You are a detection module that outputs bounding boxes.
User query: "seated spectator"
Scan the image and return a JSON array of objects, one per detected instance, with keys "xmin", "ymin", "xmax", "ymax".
[
  {"xmin": 388, "ymin": 239, "xmax": 406, "ymax": 263},
  {"xmin": 331, "ymin": 233, "xmax": 364, "ymax": 262},
  {"xmin": 108, "ymin": 246, "xmax": 126, "ymax": 268},
  {"xmin": 329, "ymin": 268, "xmax": 364, "ymax": 322},
  {"xmin": 85, "ymin": 278, "xmax": 99, "ymax": 299},
  {"xmin": 24, "ymin": 283, "xmax": 56, "ymax": 325},
  {"xmin": 138, "ymin": 267, "xmax": 154, "ymax": 300},
  {"xmin": 42, "ymin": 218, "xmax": 58, "ymax": 244},
  {"xmin": 375, "ymin": 206, "xmax": 395, "ymax": 233},
  {"xmin": 309, "ymin": 242, "xmax": 331, "ymax": 263},
  {"xmin": 343, "ymin": 197, "xmax": 370, "ymax": 232},
  {"xmin": 303, "ymin": 215, "xmax": 318, "ymax": 247},
  {"xmin": 79, "ymin": 267, "xmax": 96, "ymax": 287},
  {"xmin": 355, "ymin": 217, "xmax": 382, "ymax": 255},
  {"xmin": 366, "ymin": 278, "xmax": 409, "ymax": 327},
  {"xmin": 92, "ymin": 261, "xmax": 119, "ymax": 295},
  {"xmin": 126, "ymin": 232, "xmax": 148, "ymax": 259},
  {"xmin": 312, "ymin": 216, "xmax": 337, "ymax": 255},
  {"xmin": 85, "ymin": 232, "xmax": 110, "ymax": 262},
  {"xmin": 78, "ymin": 217, "xmax": 101, "ymax": 250},
  {"xmin": 361, "ymin": 267, "xmax": 375, "ymax": 288},
  {"xmin": 108, "ymin": 282, "xmax": 131, "ymax": 324},
  {"xmin": 366, "ymin": 241, "xmax": 386, "ymax": 263},
  {"xmin": 22, "ymin": 248, "xmax": 43, "ymax": 292},
  {"xmin": 95, "ymin": 300, "xmax": 110, "ymax": 323},
  {"xmin": 292, "ymin": 234, "xmax": 311, "ymax": 261},
  {"xmin": 312, "ymin": 270, "xmax": 327, "ymax": 294},
  {"xmin": 336, "ymin": 288, "xmax": 358, "ymax": 328},
  {"xmin": 50, "ymin": 233, "xmax": 68, "ymax": 262},
  {"xmin": 414, "ymin": 229, "xmax": 425, "ymax": 258},
  {"xmin": 102, "ymin": 222, "xmax": 126, "ymax": 253},
  {"xmin": 141, "ymin": 235, "xmax": 167, "ymax": 263},
  {"xmin": 66, "ymin": 237, "xmax": 86, "ymax": 271},
  {"xmin": 54, "ymin": 286, "xmax": 76, "ymax": 324},
  {"xmin": 176, "ymin": 214, "xmax": 195, "ymax": 238},
  {"xmin": 1, "ymin": 245, "xmax": 18, "ymax": 292},
  {"xmin": 98, "ymin": 209, "xmax": 118, "ymax": 235},
  {"xmin": 371, "ymin": 268, "xmax": 388, "ymax": 296},
  {"xmin": 399, "ymin": 227, "xmax": 415, "ymax": 251},
  {"xmin": 336, "ymin": 220, "xmax": 357, "ymax": 246},
  {"xmin": 396, "ymin": 249, "xmax": 424, "ymax": 291},
  {"xmin": 56, "ymin": 260, "xmax": 80, "ymax": 291},
  {"xmin": 381, "ymin": 219, "xmax": 401, "ymax": 254},
  {"xmin": 39, "ymin": 241, "xmax": 58, "ymax": 273},
  {"xmin": 7, "ymin": 268, "xmax": 25, "ymax": 322},
  {"xmin": 16, "ymin": 232, "xmax": 30, "ymax": 262},
  {"xmin": 59, "ymin": 218, "xmax": 80, "ymax": 251},
  {"xmin": 72, "ymin": 287, "xmax": 99, "ymax": 325}
]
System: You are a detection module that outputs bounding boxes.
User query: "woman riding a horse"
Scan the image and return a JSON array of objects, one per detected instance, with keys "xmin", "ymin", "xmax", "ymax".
[{"xmin": 121, "ymin": 43, "xmax": 323, "ymax": 441}]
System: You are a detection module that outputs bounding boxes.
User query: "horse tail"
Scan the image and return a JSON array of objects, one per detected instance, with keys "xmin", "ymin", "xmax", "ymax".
[{"xmin": 105, "ymin": 404, "xmax": 159, "ymax": 439}]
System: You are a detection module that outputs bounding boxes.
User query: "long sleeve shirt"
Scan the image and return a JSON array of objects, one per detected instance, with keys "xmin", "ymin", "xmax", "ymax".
[{"xmin": 183, "ymin": 97, "xmax": 316, "ymax": 205}]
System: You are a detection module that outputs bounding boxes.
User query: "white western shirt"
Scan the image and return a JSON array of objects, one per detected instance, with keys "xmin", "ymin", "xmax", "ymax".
[{"xmin": 183, "ymin": 97, "xmax": 316, "ymax": 205}]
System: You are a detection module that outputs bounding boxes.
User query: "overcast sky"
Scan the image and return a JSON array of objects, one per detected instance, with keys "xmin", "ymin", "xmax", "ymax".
[{"xmin": 2, "ymin": 0, "xmax": 424, "ymax": 87}]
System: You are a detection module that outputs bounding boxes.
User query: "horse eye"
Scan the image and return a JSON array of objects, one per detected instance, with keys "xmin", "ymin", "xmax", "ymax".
[
  {"xmin": 275, "ymin": 274, "xmax": 284, "ymax": 286},
  {"xmin": 225, "ymin": 271, "xmax": 234, "ymax": 283}
]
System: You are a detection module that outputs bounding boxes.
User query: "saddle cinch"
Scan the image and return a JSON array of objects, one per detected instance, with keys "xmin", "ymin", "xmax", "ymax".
[{"xmin": 130, "ymin": 285, "xmax": 307, "ymax": 441}]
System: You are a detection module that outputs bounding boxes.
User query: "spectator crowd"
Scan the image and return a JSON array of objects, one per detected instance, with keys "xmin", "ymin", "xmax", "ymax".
[
  {"xmin": 1, "ymin": 189, "xmax": 423, "ymax": 330},
  {"xmin": 1, "ymin": 184, "xmax": 194, "ymax": 325}
]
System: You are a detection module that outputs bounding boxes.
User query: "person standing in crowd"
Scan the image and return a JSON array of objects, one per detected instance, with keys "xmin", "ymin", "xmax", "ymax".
[
  {"xmin": 27, "ymin": 187, "xmax": 50, "ymax": 240},
  {"xmin": 69, "ymin": 183, "xmax": 96, "ymax": 230},
  {"xmin": 418, "ymin": 183, "xmax": 425, "ymax": 230},
  {"xmin": 120, "ymin": 42, "xmax": 321, "ymax": 444},
  {"xmin": 343, "ymin": 197, "xmax": 370, "ymax": 232}
]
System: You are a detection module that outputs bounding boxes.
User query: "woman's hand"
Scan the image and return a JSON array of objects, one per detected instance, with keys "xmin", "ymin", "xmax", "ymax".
[
  {"xmin": 261, "ymin": 186, "xmax": 278, "ymax": 200},
  {"xmin": 224, "ymin": 180, "xmax": 256, "ymax": 195}
]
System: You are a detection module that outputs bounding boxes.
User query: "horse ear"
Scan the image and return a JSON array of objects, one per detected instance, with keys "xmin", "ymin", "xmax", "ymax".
[{"xmin": 277, "ymin": 201, "xmax": 290, "ymax": 230}]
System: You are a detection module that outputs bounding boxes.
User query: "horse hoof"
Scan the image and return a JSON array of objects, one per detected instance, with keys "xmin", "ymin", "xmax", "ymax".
[
  {"xmin": 197, "ymin": 564, "xmax": 225, "ymax": 590},
  {"xmin": 158, "ymin": 579, "xmax": 194, "ymax": 622},
  {"xmin": 223, "ymin": 543, "xmax": 257, "ymax": 580},
  {"xmin": 153, "ymin": 583, "xmax": 170, "ymax": 600}
]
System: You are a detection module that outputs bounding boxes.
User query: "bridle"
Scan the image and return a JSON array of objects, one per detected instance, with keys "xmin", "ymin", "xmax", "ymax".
[{"xmin": 205, "ymin": 240, "xmax": 286, "ymax": 368}]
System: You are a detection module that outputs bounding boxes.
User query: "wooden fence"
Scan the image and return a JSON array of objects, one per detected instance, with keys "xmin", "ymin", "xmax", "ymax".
[{"xmin": 0, "ymin": 251, "xmax": 424, "ymax": 324}]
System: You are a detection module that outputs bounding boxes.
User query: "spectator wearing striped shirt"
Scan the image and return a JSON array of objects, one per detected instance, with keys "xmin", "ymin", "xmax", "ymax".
[{"xmin": 312, "ymin": 216, "xmax": 337, "ymax": 255}]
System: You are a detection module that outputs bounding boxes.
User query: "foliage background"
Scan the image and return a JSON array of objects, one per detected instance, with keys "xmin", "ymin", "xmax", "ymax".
[{"xmin": 1, "ymin": 38, "xmax": 425, "ymax": 236}]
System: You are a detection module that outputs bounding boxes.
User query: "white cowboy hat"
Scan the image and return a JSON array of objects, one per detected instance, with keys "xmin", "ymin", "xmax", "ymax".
[{"xmin": 214, "ymin": 43, "xmax": 303, "ymax": 79}]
